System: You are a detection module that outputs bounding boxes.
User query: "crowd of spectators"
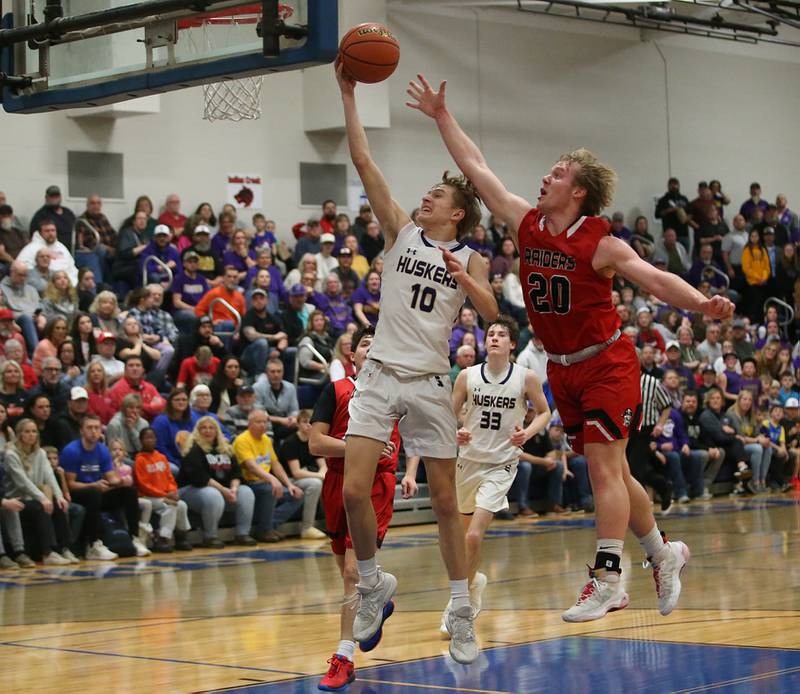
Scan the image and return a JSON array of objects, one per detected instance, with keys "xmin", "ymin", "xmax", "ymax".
[{"xmin": 0, "ymin": 179, "xmax": 798, "ymax": 567}]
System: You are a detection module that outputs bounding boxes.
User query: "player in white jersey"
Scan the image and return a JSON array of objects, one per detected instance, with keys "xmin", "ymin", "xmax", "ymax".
[
  {"xmin": 335, "ymin": 63, "xmax": 499, "ymax": 665},
  {"xmin": 441, "ymin": 316, "xmax": 550, "ymax": 637}
]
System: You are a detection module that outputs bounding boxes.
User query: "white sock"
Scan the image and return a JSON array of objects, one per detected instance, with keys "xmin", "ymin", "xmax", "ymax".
[
  {"xmin": 638, "ymin": 524, "xmax": 666, "ymax": 560},
  {"xmin": 336, "ymin": 639, "xmax": 356, "ymax": 661},
  {"xmin": 356, "ymin": 557, "xmax": 379, "ymax": 587},
  {"xmin": 450, "ymin": 578, "xmax": 470, "ymax": 610}
]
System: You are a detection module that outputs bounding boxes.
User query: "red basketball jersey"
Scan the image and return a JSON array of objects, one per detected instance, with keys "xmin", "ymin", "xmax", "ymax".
[
  {"xmin": 518, "ymin": 208, "xmax": 620, "ymax": 355},
  {"xmin": 328, "ymin": 377, "xmax": 399, "ymax": 474}
]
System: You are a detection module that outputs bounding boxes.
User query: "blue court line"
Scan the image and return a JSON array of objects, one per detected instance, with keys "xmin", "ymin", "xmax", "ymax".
[{"xmin": 0, "ymin": 641, "xmax": 310, "ymax": 678}]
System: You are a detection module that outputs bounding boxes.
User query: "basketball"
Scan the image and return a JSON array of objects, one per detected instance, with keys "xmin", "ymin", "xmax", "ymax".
[{"xmin": 338, "ymin": 23, "xmax": 400, "ymax": 84}]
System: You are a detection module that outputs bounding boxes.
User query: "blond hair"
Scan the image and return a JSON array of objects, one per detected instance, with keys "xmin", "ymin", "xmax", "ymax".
[
  {"xmin": 559, "ymin": 148, "xmax": 617, "ymax": 216},
  {"xmin": 44, "ymin": 270, "xmax": 78, "ymax": 304},
  {"xmin": 181, "ymin": 415, "xmax": 232, "ymax": 456}
]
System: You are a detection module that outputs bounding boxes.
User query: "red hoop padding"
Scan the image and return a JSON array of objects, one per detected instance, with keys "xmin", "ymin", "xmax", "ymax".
[{"xmin": 177, "ymin": 3, "xmax": 293, "ymax": 29}]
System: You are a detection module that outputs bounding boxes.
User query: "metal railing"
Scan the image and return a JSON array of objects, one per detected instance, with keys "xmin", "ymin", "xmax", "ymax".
[
  {"xmin": 294, "ymin": 339, "xmax": 330, "ymax": 388},
  {"xmin": 72, "ymin": 219, "xmax": 100, "ymax": 254},
  {"xmin": 763, "ymin": 297, "xmax": 795, "ymax": 333},
  {"xmin": 208, "ymin": 297, "xmax": 241, "ymax": 337},
  {"xmin": 704, "ymin": 264, "xmax": 730, "ymax": 291},
  {"xmin": 142, "ymin": 255, "xmax": 174, "ymax": 287}
]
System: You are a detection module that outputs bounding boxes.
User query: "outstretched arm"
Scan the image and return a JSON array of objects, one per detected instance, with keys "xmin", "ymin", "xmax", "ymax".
[
  {"xmin": 337, "ymin": 63, "xmax": 409, "ymax": 251},
  {"xmin": 593, "ymin": 235, "xmax": 735, "ymax": 319},
  {"xmin": 407, "ymin": 75, "xmax": 531, "ymax": 244}
]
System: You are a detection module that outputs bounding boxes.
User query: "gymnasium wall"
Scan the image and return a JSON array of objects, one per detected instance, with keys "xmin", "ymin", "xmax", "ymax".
[{"xmin": 1, "ymin": 4, "xmax": 799, "ymax": 239}]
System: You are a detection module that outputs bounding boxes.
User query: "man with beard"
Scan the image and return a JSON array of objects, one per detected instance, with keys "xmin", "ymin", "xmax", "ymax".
[
  {"xmin": 185, "ymin": 224, "xmax": 222, "ymax": 285},
  {"xmin": 29, "ymin": 185, "xmax": 75, "ymax": 250},
  {"xmin": 679, "ymin": 391, "xmax": 721, "ymax": 498},
  {"xmin": 320, "ymin": 199, "xmax": 337, "ymax": 234}
]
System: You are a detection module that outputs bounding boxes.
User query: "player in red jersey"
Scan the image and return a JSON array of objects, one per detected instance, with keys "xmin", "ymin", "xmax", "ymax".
[
  {"xmin": 407, "ymin": 76, "xmax": 734, "ymax": 623},
  {"xmin": 309, "ymin": 324, "xmax": 418, "ymax": 691}
]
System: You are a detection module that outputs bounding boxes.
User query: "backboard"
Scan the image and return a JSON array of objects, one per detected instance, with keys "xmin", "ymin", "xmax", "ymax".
[{"xmin": 0, "ymin": 0, "xmax": 337, "ymax": 113}]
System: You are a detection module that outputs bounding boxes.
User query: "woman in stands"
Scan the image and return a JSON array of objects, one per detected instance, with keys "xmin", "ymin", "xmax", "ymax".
[
  {"xmin": 70, "ymin": 311, "xmax": 97, "ymax": 369},
  {"xmin": 121, "ymin": 195, "xmax": 157, "ymax": 240},
  {"xmin": 85, "ymin": 361, "xmax": 115, "ymax": 426},
  {"xmin": 741, "ymin": 229, "xmax": 771, "ymax": 323},
  {"xmin": 177, "ymin": 416, "xmax": 256, "ymax": 549},
  {"xmin": 56, "ymin": 339, "xmax": 84, "ymax": 388},
  {"xmin": 117, "ymin": 315, "xmax": 160, "ymax": 374},
  {"xmin": 726, "ymin": 389, "xmax": 772, "ymax": 493},
  {"xmin": 32, "ymin": 317, "xmax": 68, "ymax": 375},
  {"xmin": 152, "ymin": 388, "xmax": 195, "ymax": 475},
  {"xmin": 297, "ymin": 310, "xmax": 334, "ymax": 388},
  {"xmin": 329, "ymin": 332, "xmax": 355, "ymax": 382},
  {"xmin": 88, "ymin": 290, "xmax": 122, "ymax": 336},
  {"xmin": 223, "ymin": 229, "xmax": 256, "ymax": 285},
  {"xmin": 41, "ymin": 270, "xmax": 78, "ymax": 323},
  {"xmin": 3, "ymin": 418, "xmax": 78, "ymax": 565},
  {"xmin": 0, "ymin": 360, "xmax": 28, "ymax": 423},
  {"xmin": 209, "ymin": 356, "xmax": 243, "ymax": 417}
]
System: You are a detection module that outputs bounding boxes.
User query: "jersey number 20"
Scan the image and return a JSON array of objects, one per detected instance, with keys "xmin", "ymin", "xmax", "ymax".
[{"xmin": 527, "ymin": 273, "xmax": 571, "ymax": 314}]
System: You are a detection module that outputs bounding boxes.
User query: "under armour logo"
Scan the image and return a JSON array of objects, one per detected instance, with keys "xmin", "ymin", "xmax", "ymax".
[
  {"xmin": 407, "ymin": 248, "xmax": 418, "ymax": 255},
  {"xmin": 434, "ymin": 376, "xmax": 444, "ymax": 387}
]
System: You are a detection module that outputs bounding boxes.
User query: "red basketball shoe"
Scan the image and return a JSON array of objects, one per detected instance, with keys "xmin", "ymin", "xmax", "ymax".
[{"xmin": 318, "ymin": 654, "xmax": 355, "ymax": 691}]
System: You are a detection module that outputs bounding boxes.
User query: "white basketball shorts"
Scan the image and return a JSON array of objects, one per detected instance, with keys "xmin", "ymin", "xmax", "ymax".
[
  {"xmin": 347, "ymin": 359, "xmax": 458, "ymax": 459},
  {"xmin": 456, "ymin": 457, "xmax": 518, "ymax": 514}
]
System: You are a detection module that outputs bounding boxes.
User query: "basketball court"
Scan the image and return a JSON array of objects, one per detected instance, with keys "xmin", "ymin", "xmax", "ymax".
[
  {"xmin": 2, "ymin": 1, "xmax": 800, "ymax": 692},
  {"xmin": 2, "ymin": 496, "xmax": 799, "ymax": 692}
]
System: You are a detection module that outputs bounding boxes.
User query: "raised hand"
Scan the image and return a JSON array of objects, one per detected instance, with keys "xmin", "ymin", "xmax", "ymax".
[
  {"xmin": 335, "ymin": 59, "xmax": 356, "ymax": 97},
  {"xmin": 406, "ymin": 74, "xmax": 447, "ymax": 118},
  {"xmin": 442, "ymin": 248, "xmax": 468, "ymax": 285}
]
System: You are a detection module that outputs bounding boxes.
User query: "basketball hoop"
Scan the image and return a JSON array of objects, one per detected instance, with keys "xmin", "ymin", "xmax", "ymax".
[{"xmin": 180, "ymin": 3, "xmax": 294, "ymax": 122}]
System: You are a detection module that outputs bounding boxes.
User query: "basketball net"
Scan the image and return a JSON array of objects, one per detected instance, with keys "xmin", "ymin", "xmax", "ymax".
[{"xmin": 185, "ymin": 3, "xmax": 293, "ymax": 122}]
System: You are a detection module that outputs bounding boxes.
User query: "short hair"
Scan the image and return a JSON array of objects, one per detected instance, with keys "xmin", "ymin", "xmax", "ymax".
[
  {"xmin": 121, "ymin": 393, "xmax": 142, "ymax": 410},
  {"xmin": 82, "ymin": 413, "xmax": 102, "ymax": 427},
  {"xmin": 195, "ymin": 345, "xmax": 212, "ymax": 360},
  {"xmin": 266, "ymin": 358, "xmax": 284, "ymax": 370},
  {"xmin": 322, "ymin": 199, "xmax": 336, "ymax": 208},
  {"xmin": 485, "ymin": 314, "xmax": 520, "ymax": 345},
  {"xmin": 352, "ymin": 324, "xmax": 376, "ymax": 353},
  {"xmin": 559, "ymin": 148, "xmax": 617, "ymax": 216},
  {"xmin": 440, "ymin": 170, "xmax": 482, "ymax": 239},
  {"xmin": 456, "ymin": 344, "xmax": 475, "ymax": 358},
  {"xmin": 139, "ymin": 426, "xmax": 156, "ymax": 442},
  {"xmin": 124, "ymin": 355, "xmax": 143, "ymax": 366},
  {"xmin": 298, "ymin": 409, "xmax": 313, "ymax": 422}
]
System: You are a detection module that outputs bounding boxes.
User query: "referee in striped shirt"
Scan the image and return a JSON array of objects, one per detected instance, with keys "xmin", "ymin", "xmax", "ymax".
[{"xmin": 627, "ymin": 372, "xmax": 674, "ymax": 512}]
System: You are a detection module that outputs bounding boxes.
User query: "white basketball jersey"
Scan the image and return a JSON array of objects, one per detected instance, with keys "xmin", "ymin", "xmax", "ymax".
[
  {"xmin": 459, "ymin": 362, "xmax": 529, "ymax": 465},
  {"xmin": 369, "ymin": 222, "xmax": 474, "ymax": 377}
]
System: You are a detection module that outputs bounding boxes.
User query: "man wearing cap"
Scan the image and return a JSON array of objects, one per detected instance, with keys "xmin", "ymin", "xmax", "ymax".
[
  {"xmin": 140, "ymin": 224, "xmax": 181, "ymax": 286},
  {"xmin": 240, "ymin": 288, "xmax": 288, "ymax": 377},
  {"xmin": 222, "ymin": 385, "xmax": 262, "ymax": 437},
  {"xmin": 91, "ymin": 331, "xmax": 125, "ymax": 383},
  {"xmin": 29, "ymin": 356, "xmax": 71, "ymax": 413},
  {"xmin": 171, "ymin": 249, "xmax": 210, "ymax": 332},
  {"xmin": 731, "ymin": 319, "xmax": 755, "ymax": 362},
  {"xmin": 17, "ymin": 219, "xmax": 78, "ymax": 285},
  {"xmin": 51, "ymin": 386, "xmax": 90, "ymax": 449},
  {"xmin": 185, "ymin": 225, "xmax": 223, "ymax": 284},
  {"xmin": 655, "ymin": 177, "xmax": 691, "ymax": 251},
  {"xmin": 739, "ymin": 182, "xmax": 769, "ymax": 222},
  {"xmin": 293, "ymin": 218, "xmax": 322, "ymax": 265},
  {"xmin": 113, "ymin": 209, "xmax": 149, "ymax": 287},
  {"xmin": 0, "ymin": 261, "xmax": 41, "ymax": 352},
  {"xmin": 29, "ymin": 185, "xmax": 76, "ymax": 250},
  {"xmin": 158, "ymin": 194, "xmax": 187, "ymax": 236},
  {"xmin": 282, "ymin": 284, "xmax": 313, "ymax": 352},
  {"xmin": 663, "ymin": 342, "xmax": 695, "ymax": 390},
  {"xmin": 333, "ymin": 246, "xmax": 360, "ymax": 299},
  {"xmin": 609, "ymin": 212, "xmax": 631, "ymax": 242},
  {"xmin": 314, "ymin": 233, "xmax": 339, "ymax": 288}
]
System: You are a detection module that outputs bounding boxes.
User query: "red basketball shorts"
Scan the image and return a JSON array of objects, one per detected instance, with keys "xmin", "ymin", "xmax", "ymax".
[
  {"xmin": 322, "ymin": 468, "xmax": 396, "ymax": 556},
  {"xmin": 546, "ymin": 337, "xmax": 642, "ymax": 455}
]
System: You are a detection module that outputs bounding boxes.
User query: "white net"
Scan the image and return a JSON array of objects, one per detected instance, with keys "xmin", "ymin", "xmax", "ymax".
[
  {"xmin": 202, "ymin": 75, "xmax": 262, "ymax": 122},
  {"xmin": 191, "ymin": 4, "xmax": 294, "ymax": 122}
]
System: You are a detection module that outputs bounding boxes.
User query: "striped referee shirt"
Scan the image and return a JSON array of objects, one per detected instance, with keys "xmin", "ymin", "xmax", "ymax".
[{"xmin": 640, "ymin": 372, "xmax": 672, "ymax": 427}]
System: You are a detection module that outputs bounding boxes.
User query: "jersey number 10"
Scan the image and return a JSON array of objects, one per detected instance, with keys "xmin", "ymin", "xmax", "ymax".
[
  {"xmin": 410, "ymin": 283, "xmax": 437, "ymax": 312},
  {"xmin": 527, "ymin": 272, "xmax": 571, "ymax": 314}
]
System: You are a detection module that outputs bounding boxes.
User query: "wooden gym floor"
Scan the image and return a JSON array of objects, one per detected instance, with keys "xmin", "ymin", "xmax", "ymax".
[{"xmin": 2, "ymin": 494, "xmax": 799, "ymax": 693}]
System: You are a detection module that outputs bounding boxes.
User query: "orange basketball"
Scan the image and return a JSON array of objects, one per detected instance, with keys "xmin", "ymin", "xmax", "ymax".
[{"xmin": 338, "ymin": 23, "xmax": 400, "ymax": 84}]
